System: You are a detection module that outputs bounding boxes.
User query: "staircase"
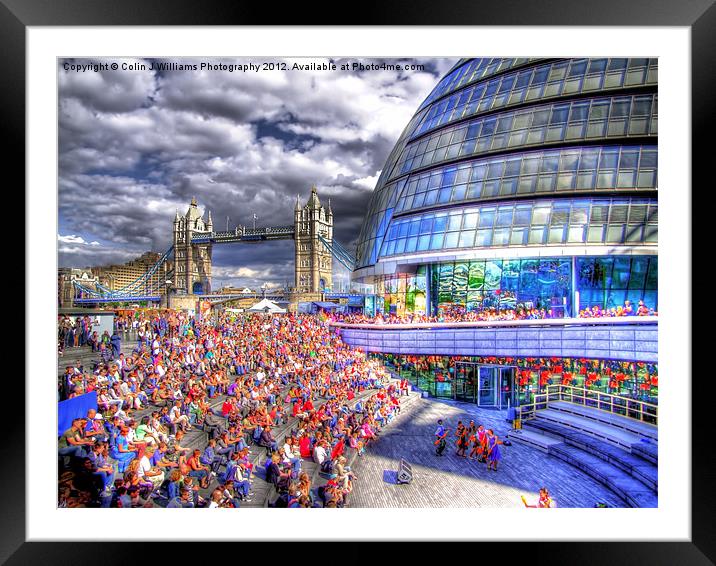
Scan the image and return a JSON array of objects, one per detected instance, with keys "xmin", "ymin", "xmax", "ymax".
[{"xmin": 508, "ymin": 400, "xmax": 658, "ymax": 508}]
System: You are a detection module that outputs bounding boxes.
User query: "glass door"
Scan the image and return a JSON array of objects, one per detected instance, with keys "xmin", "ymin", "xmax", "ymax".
[
  {"xmin": 478, "ymin": 366, "xmax": 498, "ymax": 407},
  {"xmin": 455, "ymin": 363, "xmax": 477, "ymax": 402}
]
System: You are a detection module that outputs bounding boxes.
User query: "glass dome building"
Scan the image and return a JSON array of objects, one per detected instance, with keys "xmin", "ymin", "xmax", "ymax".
[{"xmin": 353, "ymin": 58, "xmax": 658, "ymax": 317}]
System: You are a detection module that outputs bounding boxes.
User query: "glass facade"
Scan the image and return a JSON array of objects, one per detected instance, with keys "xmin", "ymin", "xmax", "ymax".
[
  {"xmin": 372, "ymin": 353, "xmax": 658, "ymax": 412},
  {"xmin": 354, "ymin": 57, "xmax": 657, "ymax": 320},
  {"xmin": 374, "ymin": 255, "xmax": 657, "ymax": 317},
  {"xmin": 392, "ymin": 95, "xmax": 657, "ymax": 181}
]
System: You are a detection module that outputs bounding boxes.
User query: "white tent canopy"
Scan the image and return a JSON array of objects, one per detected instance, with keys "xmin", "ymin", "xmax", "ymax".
[{"xmin": 246, "ymin": 298, "xmax": 286, "ymax": 314}]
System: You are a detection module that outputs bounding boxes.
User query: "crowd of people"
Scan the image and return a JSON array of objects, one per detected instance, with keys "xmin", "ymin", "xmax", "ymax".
[
  {"xmin": 328, "ymin": 299, "xmax": 656, "ymax": 325},
  {"xmin": 577, "ymin": 299, "xmax": 656, "ymax": 318},
  {"xmin": 58, "ymin": 310, "xmax": 406, "ymax": 508}
]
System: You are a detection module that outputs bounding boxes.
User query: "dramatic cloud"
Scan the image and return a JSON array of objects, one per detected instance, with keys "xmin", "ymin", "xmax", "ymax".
[{"xmin": 58, "ymin": 56, "xmax": 456, "ymax": 287}]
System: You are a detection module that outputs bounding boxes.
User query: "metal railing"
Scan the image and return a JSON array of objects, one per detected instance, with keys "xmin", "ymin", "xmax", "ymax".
[{"xmin": 517, "ymin": 384, "xmax": 658, "ymax": 426}]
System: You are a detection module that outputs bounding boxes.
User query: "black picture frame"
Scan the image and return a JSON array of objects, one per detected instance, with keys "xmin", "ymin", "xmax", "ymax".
[{"xmin": 6, "ymin": 0, "xmax": 712, "ymax": 563}]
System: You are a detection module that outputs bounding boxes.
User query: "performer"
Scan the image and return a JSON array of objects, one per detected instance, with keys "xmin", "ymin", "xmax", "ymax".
[
  {"xmin": 476, "ymin": 425, "xmax": 488, "ymax": 463},
  {"xmin": 434, "ymin": 419, "xmax": 448, "ymax": 457},
  {"xmin": 486, "ymin": 429, "xmax": 503, "ymax": 471}
]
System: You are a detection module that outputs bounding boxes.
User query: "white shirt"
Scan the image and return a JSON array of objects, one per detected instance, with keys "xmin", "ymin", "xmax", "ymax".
[
  {"xmin": 137, "ymin": 455, "xmax": 153, "ymax": 478},
  {"xmin": 313, "ymin": 445, "xmax": 327, "ymax": 464}
]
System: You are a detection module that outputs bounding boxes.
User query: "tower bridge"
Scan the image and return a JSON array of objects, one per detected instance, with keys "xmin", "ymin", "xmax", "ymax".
[{"xmin": 69, "ymin": 186, "xmax": 357, "ymax": 307}]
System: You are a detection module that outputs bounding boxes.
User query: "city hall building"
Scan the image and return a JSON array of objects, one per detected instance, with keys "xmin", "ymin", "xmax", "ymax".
[
  {"xmin": 344, "ymin": 58, "xmax": 658, "ymax": 408},
  {"xmin": 353, "ymin": 58, "xmax": 657, "ymax": 319}
]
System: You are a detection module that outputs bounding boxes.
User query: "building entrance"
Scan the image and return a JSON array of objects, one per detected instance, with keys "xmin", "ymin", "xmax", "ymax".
[{"xmin": 454, "ymin": 363, "xmax": 516, "ymax": 409}]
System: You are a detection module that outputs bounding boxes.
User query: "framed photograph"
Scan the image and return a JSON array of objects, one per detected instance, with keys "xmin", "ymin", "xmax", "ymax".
[{"xmin": 9, "ymin": 0, "xmax": 711, "ymax": 563}]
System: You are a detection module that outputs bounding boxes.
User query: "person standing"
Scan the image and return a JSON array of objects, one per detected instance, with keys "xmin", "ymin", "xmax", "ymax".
[
  {"xmin": 434, "ymin": 419, "xmax": 448, "ymax": 456},
  {"xmin": 486, "ymin": 429, "xmax": 503, "ymax": 471}
]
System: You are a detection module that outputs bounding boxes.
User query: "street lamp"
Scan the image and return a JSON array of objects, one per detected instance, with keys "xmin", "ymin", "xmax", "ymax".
[{"xmin": 165, "ymin": 280, "xmax": 173, "ymax": 309}]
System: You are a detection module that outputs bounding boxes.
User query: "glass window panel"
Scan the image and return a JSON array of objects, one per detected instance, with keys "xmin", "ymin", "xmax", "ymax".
[
  {"xmin": 482, "ymin": 180, "xmax": 500, "ymax": 198},
  {"xmin": 438, "ymin": 187, "xmax": 453, "ymax": 203},
  {"xmin": 599, "ymin": 150, "xmax": 619, "ymax": 169},
  {"xmin": 463, "ymin": 213, "xmax": 478, "ymax": 230},
  {"xmin": 478, "ymin": 209, "xmax": 495, "ymax": 228},
  {"xmin": 432, "ymin": 215, "xmax": 447, "ymax": 233},
  {"xmin": 429, "ymin": 233, "xmax": 445, "ymax": 250},
  {"xmin": 597, "ymin": 171, "xmax": 616, "ymax": 188},
  {"xmin": 529, "ymin": 226, "xmax": 546, "ymax": 244},
  {"xmin": 646, "ymin": 258, "xmax": 658, "ymax": 289},
  {"xmin": 537, "ymin": 174, "xmax": 556, "ymax": 191},
  {"xmin": 423, "ymin": 190, "xmax": 438, "ymax": 206},
  {"xmin": 522, "ymin": 156, "xmax": 541, "ymax": 174},
  {"xmin": 448, "ymin": 214, "xmax": 463, "ymax": 231},
  {"xmin": 577, "ymin": 172, "xmax": 596, "ymax": 189},
  {"xmin": 513, "ymin": 207, "xmax": 531, "ymax": 225},
  {"xmin": 505, "ymin": 159, "xmax": 521, "ymax": 177},
  {"xmin": 617, "ymin": 171, "xmax": 636, "ymax": 188},
  {"xmin": 551, "ymin": 106, "xmax": 569, "ymax": 124},
  {"xmin": 417, "ymin": 234, "xmax": 431, "ymax": 251},
  {"xmin": 444, "ymin": 231, "xmax": 459, "ymax": 248},
  {"xmin": 637, "ymin": 171, "xmax": 656, "ymax": 188},
  {"xmin": 608, "ymin": 59, "xmax": 627, "ymax": 71},
  {"xmin": 606, "ymin": 225, "xmax": 625, "ymax": 243},
  {"xmin": 579, "ymin": 149, "xmax": 599, "ymax": 170},
  {"xmin": 587, "ymin": 225, "xmax": 604, "ymax": 242},
  {"xmin": 586, "ymin": 121, "xmax": 607, "ymax": 138},
  {"xmin": 588, "ymin": 59, "xmax": 608, "ymax": 73},
  {"xmin": 487, "ymin": 161, "xmax": 505, "ymax": 179},
  {"xmin": 567, "ymin": 225, "xmax": 585, "ymax": 243},
  {"xmin": 510, "ymin": 227, "xmax": 528, "ymax": 245},
  {"xmin": 496, "ymin": 208, "xmax": 513, "ymax": 226},
  {"xmin": 471, "ymin": 164, "xmax": 487, "ymax": 180},
  {"xmin": 590, "ymin": 100, "xmax": 610, "ymax": 120},
  {"xmin": 419, "ymin": 217, "xmax": 434, "ymax": 233},
  {"xmin": 518, "ymin": 176, "xmax": 537, "ymax": 194},
  {"xmin": 405, "ymin": 236, "xmax": 418, "ymax": 252},
  {"xmin": 532, "ymin": 207, "xmax": 551, "ymax": 225},
  {"xmin": 608, "ymin": 120, "xmax": 628, "ymax": 136},
  {"xmin": 459, "ymin": 230, "xmax": 475, "ymax": 247},
  {"xmin": 541, "ymin": 155, "xmax": 560, "ymax": 172},
  {"xmin": 645, "ymin": 225, "xmax": 658, "ymax": 243},
  {"xmin": 452, "ymin": 184, "xmax": 467, "ymax": 201},
  {"xmin": 475, "ymin": 229, "xmax": 492, "ymax": 247},
  {"xmin": 492, "ymin": 228, "xmax": 510, "ymax": 246},
  {"xmin": 611, "ymin": 98, "xmax": 631, "ymax": 117},
  {"xmin": 408, "ymin": 220, "xmax": 421, "ymax": 236},
  {"xmin": 625, "ymin": 225, "xmax": 644, "ymax": 243},
  {"xmin": 640, "ymin": 149, "xmax": 658, "ymax": 168},
  {"xmin": 527, "ymin": 128, "xmax": 546, "ymax": 144},
  {"xmin": 467, "ymin": 182, "xmax": 482, "ymax": 199},
  {"xmin": 549, "ymin": 226, "xmax": 565, "ymax": 244},
  {"xmin": 395, "ymin": 238, "xmax": 406, "ymax": 254},
  {"xmin": 532, "ymin": 109, "xmax": 550, "ymax": 126},
  {"xmin": 500, "ymin": 177, "xmax": 518, "ymax": 196}
]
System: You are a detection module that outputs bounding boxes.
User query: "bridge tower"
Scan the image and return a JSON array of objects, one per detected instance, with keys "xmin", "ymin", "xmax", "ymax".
[
  {"xmin": 294, "ymin": 186, "xmax": 333, "ymax": 294},
  {"xmin": 173, "ymin": 197, "xmax": 213, "ymax": 295}
]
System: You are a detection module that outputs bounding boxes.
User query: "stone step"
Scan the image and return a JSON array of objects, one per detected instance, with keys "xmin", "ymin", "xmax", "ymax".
[
  {"xmin": 547, "ymin": 401, "xmax": 657, "ymax": 443},
  {"xmin": 631, "ymin": 439, "xmax": 658, "ymax": 465},
  {"xmin": 534, "ymin": 408, "xmax": 645, "ymax": 452},
  {"xmin": 523, "ymin": 419, "xmax": 657, "ymax": 491},
  {"xmin": 547, "ymin": 443, "xmax": 657, "ymax": 508},
  {"xmin": 505, "ymin": 428, "xmax": 563, "ymax": 453}
]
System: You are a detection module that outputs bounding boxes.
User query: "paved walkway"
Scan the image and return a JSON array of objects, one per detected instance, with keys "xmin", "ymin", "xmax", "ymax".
[{"xmin": 349, "ymin": 395, "xmax": 626, "ymax": 508}]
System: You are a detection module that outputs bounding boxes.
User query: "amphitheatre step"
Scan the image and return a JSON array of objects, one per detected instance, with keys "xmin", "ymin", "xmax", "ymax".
[
  {"xmin": 523, "ymin": 419, "xmax": 657, "ymax": 491},
  {"xmin": 505, "ymin": 428, "xmax": 563, "ymax": 453},
  {"xmin": 547, "ymin": 443, "xmax": 657, "ymax": 508},
  {"xmin": 547, "ymin": 401, "xmax": 658, "ymax": 443},
  {"xmin": 631, "ymin": 440, "xmax": 658, "ymax": 465},
  {"xmin": 534, "ymin": 408, "xmax": 646, "ymax": 452}
]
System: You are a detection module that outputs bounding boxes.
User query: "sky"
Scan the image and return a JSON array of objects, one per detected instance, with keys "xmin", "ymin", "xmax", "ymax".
[{"xmin": 58, "ymin": 56, "xmax": 456, "ymax": 290}]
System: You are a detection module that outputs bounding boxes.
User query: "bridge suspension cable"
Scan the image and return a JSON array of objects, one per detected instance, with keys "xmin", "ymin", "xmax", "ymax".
[
  {"xmin": 317, "ymin": 234, "xmax": 356, "ymax": 271},
  {"xmin": 71, "ymin": 245, "xmax": 174, "ymax": 301}
]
